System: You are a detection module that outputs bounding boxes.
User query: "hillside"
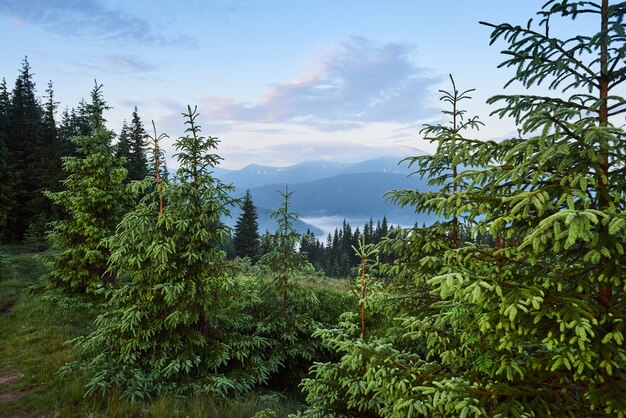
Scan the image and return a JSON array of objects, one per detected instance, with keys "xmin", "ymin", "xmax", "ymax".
[
  {"xmin": 215, "ymin": 156, "xmax": 436, "ymax": 235},
  {"xmin": 245, "ymin": 172, "xmax": 436, "ymax": 234}
]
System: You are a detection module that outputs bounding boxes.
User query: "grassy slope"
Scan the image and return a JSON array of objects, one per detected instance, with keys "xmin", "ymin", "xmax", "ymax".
[
  {"xmin": 0, "ymin": 245, "xmax": 98, "ymax": 417},
  {"xmin": 0, "ymin": 247, "xmax": 350, "ymax": 417}
]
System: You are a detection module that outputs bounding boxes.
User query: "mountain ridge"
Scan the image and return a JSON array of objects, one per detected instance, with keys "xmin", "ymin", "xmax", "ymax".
[
  {"xmin": 211, "ymin": 156, "xmax": 435, "ymax": 236},
  {"xmin": 214, "ymin": 156, "xmax": 421, "ymax": 190}
]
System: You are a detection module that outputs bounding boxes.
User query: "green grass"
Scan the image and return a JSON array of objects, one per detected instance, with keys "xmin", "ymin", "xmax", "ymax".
[
  {"xmin": 0, "ymin": 245, "xmax": 97, "ymax": 417},
  {"xmin": 0, "ymin": 247, "xmax": 320, "ymax": 417}
]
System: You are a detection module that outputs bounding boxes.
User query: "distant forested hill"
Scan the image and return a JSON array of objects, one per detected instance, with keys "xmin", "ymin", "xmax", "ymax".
[{"xmin": 216, "ymin": 156, "xmax": 437, "ymax": 235}]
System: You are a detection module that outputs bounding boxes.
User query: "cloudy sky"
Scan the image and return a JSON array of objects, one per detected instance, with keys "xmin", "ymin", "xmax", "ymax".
[{"xmin": 0, "ymin": 0, "xmax": 596, "ymax": 169}]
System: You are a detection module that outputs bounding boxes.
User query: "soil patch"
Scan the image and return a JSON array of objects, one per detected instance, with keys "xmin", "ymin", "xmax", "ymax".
[{"xmin": 0, "ymin": 366, "xmax": 26, "ymax": 401}]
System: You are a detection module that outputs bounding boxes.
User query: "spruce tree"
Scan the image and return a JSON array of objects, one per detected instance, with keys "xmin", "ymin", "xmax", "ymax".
[
  {"xmin": 233, "ymin": 189, "xmax": 260, "ymax": 262},
  {"xmin": 127, "ymin": 106, "xmax": 148, "ymax": 181},
  {"xmin": 259, "ymin": 187, "xmax": 310, "ymax": 308},
  {"xmin": 5, "ymin": 57, "xmax": 45, "ymax": 239},
  {"xmin": 115, "ymin": 108, "xmax": 148, "ymax": 182},
  {"xmin": 43, "ymin": 83, "xmax": 128, "ymax": 294},
  {"xmin": 298, "ymin": 75, "xmax": 483, "ymax": 415},
  {"xmin": 0, "ymin": 78, "xmax": 8, "ymax": 139},
  {"xmin": 42, "ymin": 81, "xmax": 62, "ymax": 191},
  {"xmin": 25, "ymin": 80, "xmax": 63, "ymax": 246},
  {"xmin": 115, "ymin": 120, "xmax": 132, "ymax": 166},
  {"xmin": 0, "ymin": 78, "xmax": 17, "ymax": 242},
  {"xmin": 300, "ymin": 2, "xmax": 626, "ymax": 416},
  {"xmin": 64, "ymin": 107, "xmax": 278, "ymax": 400},
  {"xmin": 146, "ymin": 120, "xmax": 169, "ymax": 184},
  {"xmin": 255, "ymin": 187, "xmax": 324, "ymax": 388},
  {"xmin": 58, "ymin": 100, "xmax": 93, "ymax": 159}
]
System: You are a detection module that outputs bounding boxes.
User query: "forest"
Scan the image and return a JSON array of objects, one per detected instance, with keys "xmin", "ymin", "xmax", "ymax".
[{"xmin": 1, "ymin": 1, "xmax": 626, "ymax": 416}]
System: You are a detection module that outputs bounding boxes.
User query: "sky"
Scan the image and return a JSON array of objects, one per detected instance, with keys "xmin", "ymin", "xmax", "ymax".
[{"xmin": 0, "ymin": 0, "xmax": 600, "ymax": 169}]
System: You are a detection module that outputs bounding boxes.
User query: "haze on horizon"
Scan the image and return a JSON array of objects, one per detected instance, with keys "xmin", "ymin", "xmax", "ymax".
[{"xmin": 0, "ymin": 0, "xmax": 596, "ymax": 169}]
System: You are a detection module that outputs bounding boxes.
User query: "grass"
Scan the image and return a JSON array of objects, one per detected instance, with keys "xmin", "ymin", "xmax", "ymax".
[
  {"xmin": 0, "ymin": 246, "xmax": 345, "ymax": 417},
  {"xmin": 0, "ymin": 244, "xmax": 98, "ymax": 417}
]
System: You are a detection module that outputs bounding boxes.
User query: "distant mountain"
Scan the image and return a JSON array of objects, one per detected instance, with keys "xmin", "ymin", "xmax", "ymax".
[
  {"xmin": 245, "ymin": 172, "xmax": 437, "ymax": 236},
  {"xmin": 214, "ymin": 156, "xmax": 421, "ymax": 190},
  {"xmin": 173, "ymin": 155, "xmax": 437, "ymax": 237}
]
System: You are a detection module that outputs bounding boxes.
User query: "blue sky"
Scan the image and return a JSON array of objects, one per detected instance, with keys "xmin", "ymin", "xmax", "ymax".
[{"xmin": 0, "ymin": 0, "xmax": 594, "ymax": 169}]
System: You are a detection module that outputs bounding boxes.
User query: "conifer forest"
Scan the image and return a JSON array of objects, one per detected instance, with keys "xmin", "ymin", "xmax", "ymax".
[{"xmin": 1, "ymin": 1, "xmax": 626, "ymax": 416}]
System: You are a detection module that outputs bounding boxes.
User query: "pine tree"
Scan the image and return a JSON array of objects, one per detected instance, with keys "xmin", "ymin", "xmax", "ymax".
[
  {"xmin": 255, "ymin": 186, "xmax": 324, "ymax": 388},
  {"xmin": 146, "ymin": 120, "xmax": 169, "ymax": 184},
  {"xmin": 115, "ymin": 108, "xmax": 148, "ymax": 182},
  {"xmin": 42, "ymin": 81, "xmax": 62, "ymax": 191},
  {"xmin": 20, "ymin": 82, "xmax": 59, "ymax": 248},
  {"xmin": 0, "ymin": 78, "xmax": 17, "ymax": 242},
  {"xmin": 233, "ymin": 189, "xmax": 260, "ymax": 262},
  {"xmin": 115, "ymin": 120, "xmax": 132, "ymax": 165},
  {"xmin": 25, "ymin": 81, "xmax": 63, "ymax": 247},
  {"xmin": 300, "ymin": 229, "xmax": 322, "ymax": 270},
  {"xmin": 5, "ymin": 57, "xmax": 46, "ymax": 240},
  {"xmin": 63, "ymin": 107, "xmax": 281, "ymax": 400},
  {"xmin": 127, "ymin": 106, "xmax": 148, "ymax": 181},
  {"xmin": 58, "ymin": 100, "xmax": 92, "ymax": 159},
  {"xmin": 259, "ymin": 187, "xmax": 309, "ymax": 308},
  {"xmin": 300, "ymin": 2, "xmax": 626, "ymax": 416},
  {"xmin": 43, "ymin": 82, "xmax": 128, "ymax": 294},
  {"xmin": 259, "ymin": 230, "xmax": 278, "ymax": 258}
]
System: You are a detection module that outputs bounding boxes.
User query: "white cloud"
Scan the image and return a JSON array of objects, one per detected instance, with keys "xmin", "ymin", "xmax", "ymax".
[
  {"xmin": 201, "ymin": 36, "xmax": 442, "ymax": 131},
  {"xmin": 0, "ymin": 0, "xmax": 194, "ymax": 45}
]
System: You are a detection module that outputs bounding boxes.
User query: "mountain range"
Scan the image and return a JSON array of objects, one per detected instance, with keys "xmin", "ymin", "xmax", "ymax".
[
  {"xmin": 213, "ymin": 156, "xmax": 418, "ymax": 190},
  {"xmin": 212, "ymin": 156, "xmax": 438, "ymax": 237}
]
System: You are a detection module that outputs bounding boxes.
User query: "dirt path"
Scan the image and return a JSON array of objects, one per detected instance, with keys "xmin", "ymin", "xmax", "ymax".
[{"xmin": 0, "ymin": 366, "xmax": 26, "ymax": 401}]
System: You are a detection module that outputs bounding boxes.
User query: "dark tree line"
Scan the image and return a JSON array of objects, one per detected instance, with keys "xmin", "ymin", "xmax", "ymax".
[
  {"xmin": 229, "ymin": 190, "xmax": 400, "ymax": 277},
  {"xmin": 302, "ymin": 218, "xmax": 502, "ymax": 277},
  {"xmin": 0, "ymin": 58, "xmax": 150, "ymax": 244},
  {"xmin": 300, "ymin": 217, "xmax": 393, "ymax": 277},
  {"xmin": 115, "ymin": 107, "xmax": 148, "ymax": 183},
  {"xmin": 229, "ymin": 190, "xmax": 490, "ymax": 278}
]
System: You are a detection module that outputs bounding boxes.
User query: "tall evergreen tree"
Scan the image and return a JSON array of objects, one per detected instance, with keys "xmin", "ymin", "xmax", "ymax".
[
  {"xmin": 259, "ymin": 187, "xmax": 310, "ymax": 308},
  {"xmin": 42, "ymin": 81, "xmax": 61, "ymax": 188},
  {"xmin": 146, "ymin": 120, "xmax": 169, "ymax": 184},
  {"xmin": 233, "ymin": 189, "xmax": 260, "ymax": 261},
  {"xmin": 0, "ymin": 78, "xmax": 17, "ymax": 242},
  {"xmin": 64, "ymin": 107, "xmax": 282, "ymax": 400},
  {"xmin": 255, "ymin": 187, "xmax": 323, "ymax": 388},
  {"xmin": 300, "ymin": 229, "xmax": 323, "ymax": 271},
  {"xmin": 114, "ymin": 120, "xmax": 132, "ymax": 166},
  {"xmin": 37, "ymin": 82, "xmax": 62, "ymax": 212},
  {"xmin": 43, "ymin": 83, "xmax": 128, "ymax": 294},
  {"xmin": 0, "ymin": 78, "xmax": 9, "ymax": 138},
  {"xmin": 5, "ymin": 57, "xmax": 45, "ymax": 239},
  {"xmin": 58, "ymin": 100, "xmax": 92, "ymax": 159},
  {"xmin": 300, "ymin": 2, "xmax": 626, "ymax": 416},
  {"xmin": 115, "ymin": 108, "xmax": 149, "ymax": 182},
  {"xmin": 127, "ymin": 106, "xmax": 148, "ymax": 180},
  {"xmin": 24, "ymin": 81, "xmax": 63, "ymax": 247}
]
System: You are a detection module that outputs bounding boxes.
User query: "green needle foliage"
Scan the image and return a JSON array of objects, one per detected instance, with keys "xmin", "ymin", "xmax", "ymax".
[
  {"xmin": 259, "ymin": 187, "xmax": 313, "ymax": 310},
  {"xmin": 115, "ymin": 107, "xmax": 148, "ymax": 183},
  {"xmin": 256, "ymin": 187, "xmax": 327, "ymax": 388},
  {"xmin": 43, "ymin": 82, "xmax": 128, "ymax": 295},
  {"xmin": 63, "ymin": 107, "xmax": 283, "ymax": 401},
  {"xmin": 0, "ymin": 78, "xmax": 18, "ymax": 243},
  {"xmin": 296, "ymin": 76, "xmax": 482, "ymax": 418},
  {"xmin": 234, "ymin": 189, "xmax": 261, "ymax": 262},
  {"xmin": 299, "ymin": 2, "xmax": 626, "ymax": 417}
]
